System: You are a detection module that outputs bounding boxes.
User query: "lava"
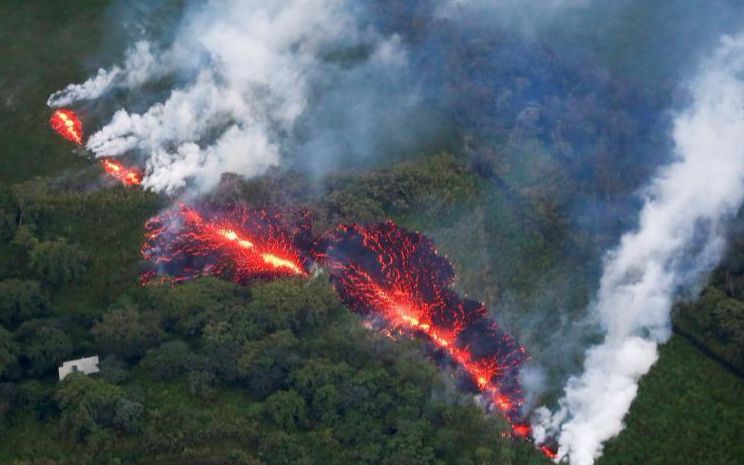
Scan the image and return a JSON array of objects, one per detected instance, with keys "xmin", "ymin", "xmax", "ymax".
[
  {"xmin": 140, "ymin": 209, "xmax": 552, "ymax": 457},
  {"xmin": 49, "ymin": 111, "xmax": 144, "ymax": 187},
  {"xmin": 100, "ymin": 158, "xmax": 143, "ymax": 187},
  {"xmin": 315, "ymin": 222, "xmax": 529, "ymax": 431},
  {"xmin": 142, "ymin": 204, "xmax": 310, "ymax": 284},
  {"xmin": 540, "ymin": 445, "xmax": 558, "ymax": 460},
  {"xmin": 50, "ymin": 109, "xmax": 83, "ymax": 145}
]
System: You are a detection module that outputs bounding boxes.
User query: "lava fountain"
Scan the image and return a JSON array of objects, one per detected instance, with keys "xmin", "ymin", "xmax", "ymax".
[
  {"xmin": 49, "ymin": 109, "xmax": 145, "ymax": 188},
  {"xmin": 50, "ymin": 109, "xmax": 83, "ymax": 145},
  {"xmin": 315, "ymin": 222, "xmax": 535, "ymax": 439},
  {"xmin": 140, "ymin": 209, "xmax": 554, "ymax": 457},
  {"xmin": 142, "ymin": 204, "xmax": 311, "ymax": 284},
  {"xmin": 100, "ymin": 158, "xmax": 143, "ymax": 187}
]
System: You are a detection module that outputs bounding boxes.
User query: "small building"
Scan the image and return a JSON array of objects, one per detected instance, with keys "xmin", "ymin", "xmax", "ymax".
[{"xmin": 58, "ymin": 356, "xmax": 100, "ymax": 381}]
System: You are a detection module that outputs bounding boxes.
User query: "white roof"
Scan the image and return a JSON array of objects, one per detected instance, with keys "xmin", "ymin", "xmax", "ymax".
[{"xmin": 58, "ymin": 355, "xmax": 100, "ymax": 380}]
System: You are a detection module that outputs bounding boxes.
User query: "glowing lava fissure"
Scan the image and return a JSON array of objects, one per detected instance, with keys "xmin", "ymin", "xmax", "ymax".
[
  {"xmin": 100, "ymin": 158, "xmax": 144, "ymax": 187},
  {"xmin": 142, "ymin": 204, "xmax": 311, "ymax": 284},
  {"xmin": 50, "ymin": 109, "xmax": 83, "ymax": 145},
  {"xmin": 49, "ymin": 110, "xmax": 146, "ymax": 188},
  {"xmin": 315, "ymin": 222, "xmax": 530, "ymax": 431},
  {"xmin": 140, "ymin": 210, "xmax": 554, "ymax": 456}
]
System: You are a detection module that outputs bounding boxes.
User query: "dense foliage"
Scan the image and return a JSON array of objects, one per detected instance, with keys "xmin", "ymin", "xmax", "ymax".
[{"xmin": 674, "ymin": 218, "xmax": 744, "ymax": 374}]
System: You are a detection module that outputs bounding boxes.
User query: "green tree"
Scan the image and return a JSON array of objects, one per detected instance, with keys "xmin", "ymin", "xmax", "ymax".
[
  {"xmin": 92, "ymin": 306, "xmax": 162, "ymax": 360},
  {"xmin": 0, "ymin": 326, "xmax": 19, "ymax": 379},
  {"xmin": 28, "ymin": 238, "xmax": 87, "ymax": 286},
  {"xmin": 140, "ymin": 340, "xmax": 194, "ymax": 381},
  {"xmin": 0, "ymin": 184, "xmax": 18, "ymax": 241},
  {"xmin": 144, "ymin": 277, "xmax": 248, "ymax": 337},
  {"xmin": 676, "ymin": 287, "xmax": 744, "ymax": 371},
  {"xmin": 16, "ymin": 322, "xmax": 73, "ymax": 377},
  {"xmin": 188, "ymin": 368, "xmax": 216, "ymax": 400},
  {"xmin": 237, "ymin": 330, "xmax": 299, "ymax": 396},
  {"xmin": 311, "ymin": 384, "xmax": 342, "ymax": 424},
  {"xmin": 0, "ymin": 279, "xmax": 47, "ymax": 328},
  {"xmin": 11, "ymin": 177, "xmax": 50, "ymax": 227},
  {"xmin": 382, "ymin": 420, "xmax": 436, "ymax": 465},
  {"xmin": 55, "ymin": 373, "xmax": 142, "ymax": 442},
  {"xmin": 0, "ymin": 382, "xmax": 16, "ymax": 421},
  {"xmin": 263, "ymin": 389, "xmax": 307, "ymax": 429},
  {"xmin": 111, "ymin": 398, "xmax": 144, "ymax": 433},
  {"xmin": 97, "ymin": 355, "xmax": 131, "ymax": 385},
  {"xmin": 14, "ymin": 380, "xmax": 54, "ymax": 420},
  {"xmin": 244, "ymin": 278, "xmax": 345, "ymax": 335},
  {"xmin": 10, "ymin": 224, "xmax": 38, "ymax": 250}
]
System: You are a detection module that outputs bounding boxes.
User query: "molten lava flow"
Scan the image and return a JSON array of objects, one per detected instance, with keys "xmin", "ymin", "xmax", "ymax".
[
  {"xmin": 50, "ymin": 109, "xmax": 83, "ymax": 145},
  {"xmin": 100, "ymin": 158, "xmax": 143, "ymax": 187},
  {"xmin": 142, "ymin": 204, "xmax": 310, "ymax": 283},
  {"xmin": 316, "ymin": 222, "xmax": 530, "ymax": 433},
  {"xmin": 540, "ymin": 445, "xmax": 558, "ymax": 460},
  {"xmin": 141, "ymin": 211, "xmax": 552, "ymax": 457}
]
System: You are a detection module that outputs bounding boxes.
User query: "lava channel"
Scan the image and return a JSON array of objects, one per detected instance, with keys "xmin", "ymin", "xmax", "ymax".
[{"xmin": 142, "ymin": 203, "xmax": 311, "ymax": 284}]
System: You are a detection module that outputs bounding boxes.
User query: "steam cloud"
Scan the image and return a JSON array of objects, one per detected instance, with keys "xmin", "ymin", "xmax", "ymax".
[
  {"xmin": 47, "ymin": 41, "xmax": 161, "ymax": 108},
  {"xmin": 47, "ymin": 0, "xmax": 410, "ymax": 193},
  {"xmin": 534, "ymin": 33, "xmax": 744, "ymax": 465}
]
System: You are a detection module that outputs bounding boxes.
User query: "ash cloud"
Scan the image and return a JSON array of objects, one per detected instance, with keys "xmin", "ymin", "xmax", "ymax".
[{"xmin": 534, "ymin": 33, "xmax": 744, "ymax": 464}]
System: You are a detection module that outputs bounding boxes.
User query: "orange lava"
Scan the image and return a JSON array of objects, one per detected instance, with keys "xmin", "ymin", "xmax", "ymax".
[
  {"xmin": 142, "ymin": 204, "xmax": 309, "ymax": 283},
  {"xmin": 101, "ymin": 158, "xmax": 143, "ymax": 187},
  {"xmin": 318, "ymin": 222, "xmax": 529, "ymax": 435},
  {"xmin": 351, "ymin": 265, "xmax": 526, "ymax": 422},
  {"xmin": 50, "ymin": 109, "xmax": 83, "ymax": 145},
  {"xmin": 142, "ymin": 213, "xmax": 554, "ymax": 458},
  {"xmin": 540, "ymin": 445, "xmax": 558, "ymax": 460}
]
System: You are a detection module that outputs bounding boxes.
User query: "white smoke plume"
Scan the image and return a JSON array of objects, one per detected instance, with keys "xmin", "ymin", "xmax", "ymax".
[
  {"xmin": 534, "ymin": 33, "xmax": 744, "ymax": 465},
  {"xmin": 48, "ymin": 0, "xmax": 408, "ymax": 194},
  {"xmin": 47, "ymin": 41, "xmax": 161, "ymax": 107}
]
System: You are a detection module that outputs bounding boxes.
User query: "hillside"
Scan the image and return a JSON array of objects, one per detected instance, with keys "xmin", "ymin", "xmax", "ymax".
[{"xmin": 2, "ymin": 2, "xmax": 744, "ymax": 465}]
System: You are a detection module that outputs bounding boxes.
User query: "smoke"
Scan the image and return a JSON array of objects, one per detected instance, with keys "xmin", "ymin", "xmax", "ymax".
[
  {"xmin": 47, "ymin": 41, "xmax": 161, "ymax": 107},
  {"xmin": 534, "ymin": 33, "xmax": 744, "ymax": 465},
  {"xmin": 48, "ymin": 0, "xmax": 415, "ymax": 193}
]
